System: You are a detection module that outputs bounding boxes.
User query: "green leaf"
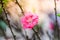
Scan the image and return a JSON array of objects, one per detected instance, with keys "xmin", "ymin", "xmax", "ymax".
[{"xmin": 57, "ymin": 14, "xmax": 60, "ymax": 17}]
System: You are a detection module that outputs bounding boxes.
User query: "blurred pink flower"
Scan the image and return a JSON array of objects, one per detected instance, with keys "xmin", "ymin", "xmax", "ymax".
[
  {"xmin": 20, "ymin": 12, "xmax": 38, "ymax": 29},
  {"xmin": 50, "ymin": 22, "xmax": 54, "ymax": 30},
  {"xmin": 57, "ymin": 0, "xmax": 59, "ymax": 1}
]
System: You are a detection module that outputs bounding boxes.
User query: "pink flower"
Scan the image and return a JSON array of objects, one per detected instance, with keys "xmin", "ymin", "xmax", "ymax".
[
  {"xmin": 20, "ymin": 12, "xmax": 38, "ymax": 29},
  {"xmin": 50, "ymin": 22, "xmax": 54, "ymax": 30}
]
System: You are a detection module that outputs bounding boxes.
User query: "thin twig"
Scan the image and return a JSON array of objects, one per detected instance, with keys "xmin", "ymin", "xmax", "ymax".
[
  {"xmin": 33, "ymin": 28, "xmax": 41, "ymax": 40},
  {"xmin": 54, "ymin": 0, "xmax": 59, "ymax": 40},
  {"xmin": 0, "ymin": 0, "xmax": 16, "ymax": 40},
  {"xmin": 15, "ymin": 0, "xmax": 30, "ymax": 40},
  {"xmin": 15, "ymin": 0, "xmax": 24, "ymax": 15}
]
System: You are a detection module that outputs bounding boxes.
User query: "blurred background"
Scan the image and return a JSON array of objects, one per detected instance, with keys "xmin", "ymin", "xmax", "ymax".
[{"xmin": 0, "ymin": 0, "xmax": 60, "ymax": 40}]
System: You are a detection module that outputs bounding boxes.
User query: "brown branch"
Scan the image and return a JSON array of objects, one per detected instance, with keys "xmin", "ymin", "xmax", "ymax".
[
  {"xmin": 54, "ymin": 0, "xmax": 59, "ymax": 39},
  {"xmin": 0, "ymin": 0, "xmax": 16, "ymax": 40},
  {"xmin": 15, "ymin": 0, "xmax": 24, "ymax": 15},
  {"xmin": 33, "ymin": 28, "xmax": 41, "ymax": 40},
  {"xmin": 15, "ymin": 0, "xmax": 29, "ymax": 40}
]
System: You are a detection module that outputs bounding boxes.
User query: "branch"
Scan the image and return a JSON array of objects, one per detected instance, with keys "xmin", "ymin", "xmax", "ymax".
[
  {"xmin": 33, "ymin": 28, "xmax": 41, "ymax": 40},
  {"xmin": 15, "ymin": 0, "xmax": 30, "ymax": 40},
  {"xmin": 15, "ymin": 0, "xmax": 24, "ymax": 15},
  {"xmin": 54, "ymin": 0, "xmax": 59, "ymax": 39},
  {"xmin": 0, "ymin": 0, "xmax": 16, "ymax": 40}
]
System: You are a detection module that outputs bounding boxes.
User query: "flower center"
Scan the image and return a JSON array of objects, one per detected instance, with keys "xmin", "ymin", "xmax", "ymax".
[{"xmin": 27, "ymin": 18, "xmax": 32, "ymax": 23}]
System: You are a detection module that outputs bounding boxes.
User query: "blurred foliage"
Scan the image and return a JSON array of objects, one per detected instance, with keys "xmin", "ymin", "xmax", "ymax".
[
  {"xmin": 0, "ymin": 4, "xmax": 3, "ymax": 15},
  {"xmin": 0, "ymin": 0, "xmax": 8, "ymax": 9},
  {"xmin": 57, "ymin": 14, "xmax": 60, "ymax": 17},
  {"xmin": 0, "ymin": 19, "xmax": 7, "ymax": 31},
  {"xmin": 2, "ymin": 0, "xmax": 8, "ymax": 8},
  {"xmin": 0, "ymin": 0, "xmax": 8, "ymax": 31},
  {"xmin": 2, "ymin": 0, "xmax": 8, "ymax": 4},
  {"xmin": 34, "ymin": 25, "xmax": 40, "ymax": 32},
  {"xmin": 0, "ymin": 0, "xmax": 8, "ymax": 16}
]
